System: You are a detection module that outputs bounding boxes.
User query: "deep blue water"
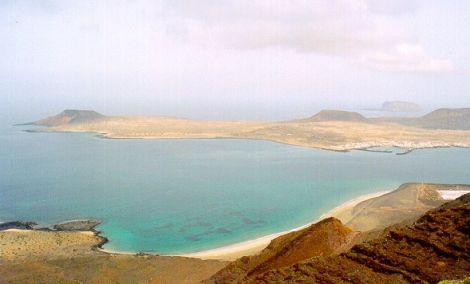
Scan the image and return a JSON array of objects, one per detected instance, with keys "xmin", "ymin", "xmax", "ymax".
[{"xmin": 1, "ymin": 125, "xmax": 469, "ymax": 254}]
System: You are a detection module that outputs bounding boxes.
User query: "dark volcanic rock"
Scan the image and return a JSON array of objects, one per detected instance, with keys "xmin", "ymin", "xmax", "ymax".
[
  {"xmin": 53, "ymin": 220, "xmax": 101, "ymax": 231},
  {"xmin": 242, "ymin": 193, "xmax": 470, "ymax": 283},
  {"xmin": 0, "ymin": 221, "xmax": 37, "ymax": 230}
]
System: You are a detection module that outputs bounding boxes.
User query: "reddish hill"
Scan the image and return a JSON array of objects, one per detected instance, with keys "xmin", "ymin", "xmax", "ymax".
[
  {"xmin": 206, "ymin": 218, "xmax": 360, "ymax": 283},
  {"xmin": 242, "ymin": 193, "xmax": 470, "ymax": 283}
]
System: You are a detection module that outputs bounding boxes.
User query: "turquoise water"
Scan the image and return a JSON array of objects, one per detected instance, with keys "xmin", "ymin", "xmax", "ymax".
[{"xmin": 1, "ymin": 125, "xmax": 470, "ymax": 254}]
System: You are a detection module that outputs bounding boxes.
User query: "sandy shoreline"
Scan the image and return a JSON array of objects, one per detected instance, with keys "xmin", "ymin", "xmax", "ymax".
[
  {"xmin": 179, "ymin": 190, "xmax": 390, "ymax": 260},
  {"xmin": 1, "ymin": 191, "xmax": 390, "ymax": 261}
]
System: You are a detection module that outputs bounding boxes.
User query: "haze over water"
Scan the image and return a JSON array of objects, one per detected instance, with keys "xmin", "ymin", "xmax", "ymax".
[
  {"xmin": 2, "ymin": 1, "xmax": 470, "ymax": 124},
  {"xmin": 1, "ymin": 125, "xmax": 470, "ymax": 254}
]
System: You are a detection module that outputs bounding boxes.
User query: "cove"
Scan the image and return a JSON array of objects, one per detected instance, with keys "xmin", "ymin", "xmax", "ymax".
[{"xmin": 1, "ymin": 125, "xmax": 470, "ymax": 254}]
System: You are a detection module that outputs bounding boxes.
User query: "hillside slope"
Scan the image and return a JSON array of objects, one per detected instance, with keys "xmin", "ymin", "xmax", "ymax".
[
  {"xmin": 343, "ymin": 183, "xmax": 470, "ymax": 231},
  {"xmin": 241, "ymin": 193, "xmax": 470, "ymax": 283},
  {"xmin": 379, "ymin": 108, "xmax": 470, "ymax": 130},
  {"xmin": 413, "ymin": 108, "xmax": 470, "ymax": 130},
  {"xmin": 206, "ymin": 218, "xmax": 359, "ymax": 283}
]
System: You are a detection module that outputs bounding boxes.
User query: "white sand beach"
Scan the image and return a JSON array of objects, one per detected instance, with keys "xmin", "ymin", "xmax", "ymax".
[{"xmin": 180, "ymin": 190, "xmax": 390, "ymax": 260}]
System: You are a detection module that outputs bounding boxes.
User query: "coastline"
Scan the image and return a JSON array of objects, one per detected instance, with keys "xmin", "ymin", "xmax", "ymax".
[
  {"xmin": 25, "ymin": 126, "xmax": 470, "ymax": 153},
  {"xmin": 57, "ymin": 190, "xmax": 390, "ymax": 260},
  {"xmin": 178, "ymin": 190, "xmax": 390, "ymax": 260}
]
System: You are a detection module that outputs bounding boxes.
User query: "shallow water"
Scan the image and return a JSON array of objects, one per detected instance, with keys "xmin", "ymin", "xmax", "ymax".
[{"xmin": 1, "ymin": 125, "xmax": 469, "ymax": 254}]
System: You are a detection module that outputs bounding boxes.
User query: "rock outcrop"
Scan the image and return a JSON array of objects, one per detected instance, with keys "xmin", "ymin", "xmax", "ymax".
[
  {"xmin": 0, "ymin": 221, "xmax": 37, "ymax": 230},
  {"xmin": 53, "ymin": 220, "xmax": 101, "ymax": 231}
]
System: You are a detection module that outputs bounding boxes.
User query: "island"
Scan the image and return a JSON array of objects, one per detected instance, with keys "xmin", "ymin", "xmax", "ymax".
[
  {"xmin": 25, "ymin": 108, "xmax": 470, "ymax": 152},
  {"xmin": 381, "ymin": 101, "xmax": 421, "ymax": 113}
]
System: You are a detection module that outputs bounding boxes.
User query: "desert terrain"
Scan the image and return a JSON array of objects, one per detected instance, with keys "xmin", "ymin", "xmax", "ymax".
[{"xmin": 28, "ymin": 108, "xmax": 470, "ymax": 152}]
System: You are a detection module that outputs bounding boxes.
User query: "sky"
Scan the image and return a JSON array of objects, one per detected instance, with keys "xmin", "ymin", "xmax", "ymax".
[{"xmin": 1, "ymin": 0, "xmax": 470, "ymax": 123}]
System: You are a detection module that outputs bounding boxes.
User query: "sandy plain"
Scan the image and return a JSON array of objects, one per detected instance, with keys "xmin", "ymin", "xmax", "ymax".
[{"xmin": 36, "ymin": 116, "xmax": 470, "ymax": 151}]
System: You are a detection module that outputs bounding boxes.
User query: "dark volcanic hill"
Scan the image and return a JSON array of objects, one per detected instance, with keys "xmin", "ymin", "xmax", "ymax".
[
  {"xmin": 211, "ymin": 193, "xmax": 470, "ymax": 283},
  {"xmin": 32, "ymin": 110, "xmax": 106, "ymax": 126},
  {"xmin": 304, "ymin": 110, "xmax": 369, "ymax": 123}
]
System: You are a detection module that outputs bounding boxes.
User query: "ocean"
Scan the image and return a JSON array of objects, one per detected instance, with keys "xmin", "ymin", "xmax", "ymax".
[{"xmin": 1, "ymin": 124, "xmax": 470, "ymax": 254}]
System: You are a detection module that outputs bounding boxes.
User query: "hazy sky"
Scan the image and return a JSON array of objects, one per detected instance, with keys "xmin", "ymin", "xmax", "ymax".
[{"xmin": 1, "ymin": 0, "xmax": 470, "ymax": 122}]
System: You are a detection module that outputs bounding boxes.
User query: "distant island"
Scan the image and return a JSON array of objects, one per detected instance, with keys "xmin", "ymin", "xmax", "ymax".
[
  {"xmin": 25, "ymin": 108, "xmax": 470, "ymax": 152},
  {"xmin": 380, "ymin": 101, "xmax": 421, "ymax": 112}
]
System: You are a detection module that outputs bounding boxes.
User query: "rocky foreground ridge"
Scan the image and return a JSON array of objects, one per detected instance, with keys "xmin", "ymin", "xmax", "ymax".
[
  {"xmin": 205, "ymin": 218, "xmax": 360, "ymax": 283},
  {"xmin": 207, "ymin": 193, "xmax": 470, "ymax": 283}
]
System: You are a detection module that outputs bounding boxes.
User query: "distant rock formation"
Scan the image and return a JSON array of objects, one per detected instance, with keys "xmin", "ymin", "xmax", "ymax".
[
  {"xmin": 411, "ymin": 108, "xmax": 470, "ymax": 130},
  {"xmin": 209, "ymin": 193, "xmax": 470, "ymax": 283},
  {"xmin": 381, "ymin": 101, "xmax": 421, "ymax": 113},
  {"xmin": 305, "ymin": 110, "xmax": 369, "ymax": 123},
  {"xmin": 32, "ymin": 110, "xmax": 106, "ymax": 127}
]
